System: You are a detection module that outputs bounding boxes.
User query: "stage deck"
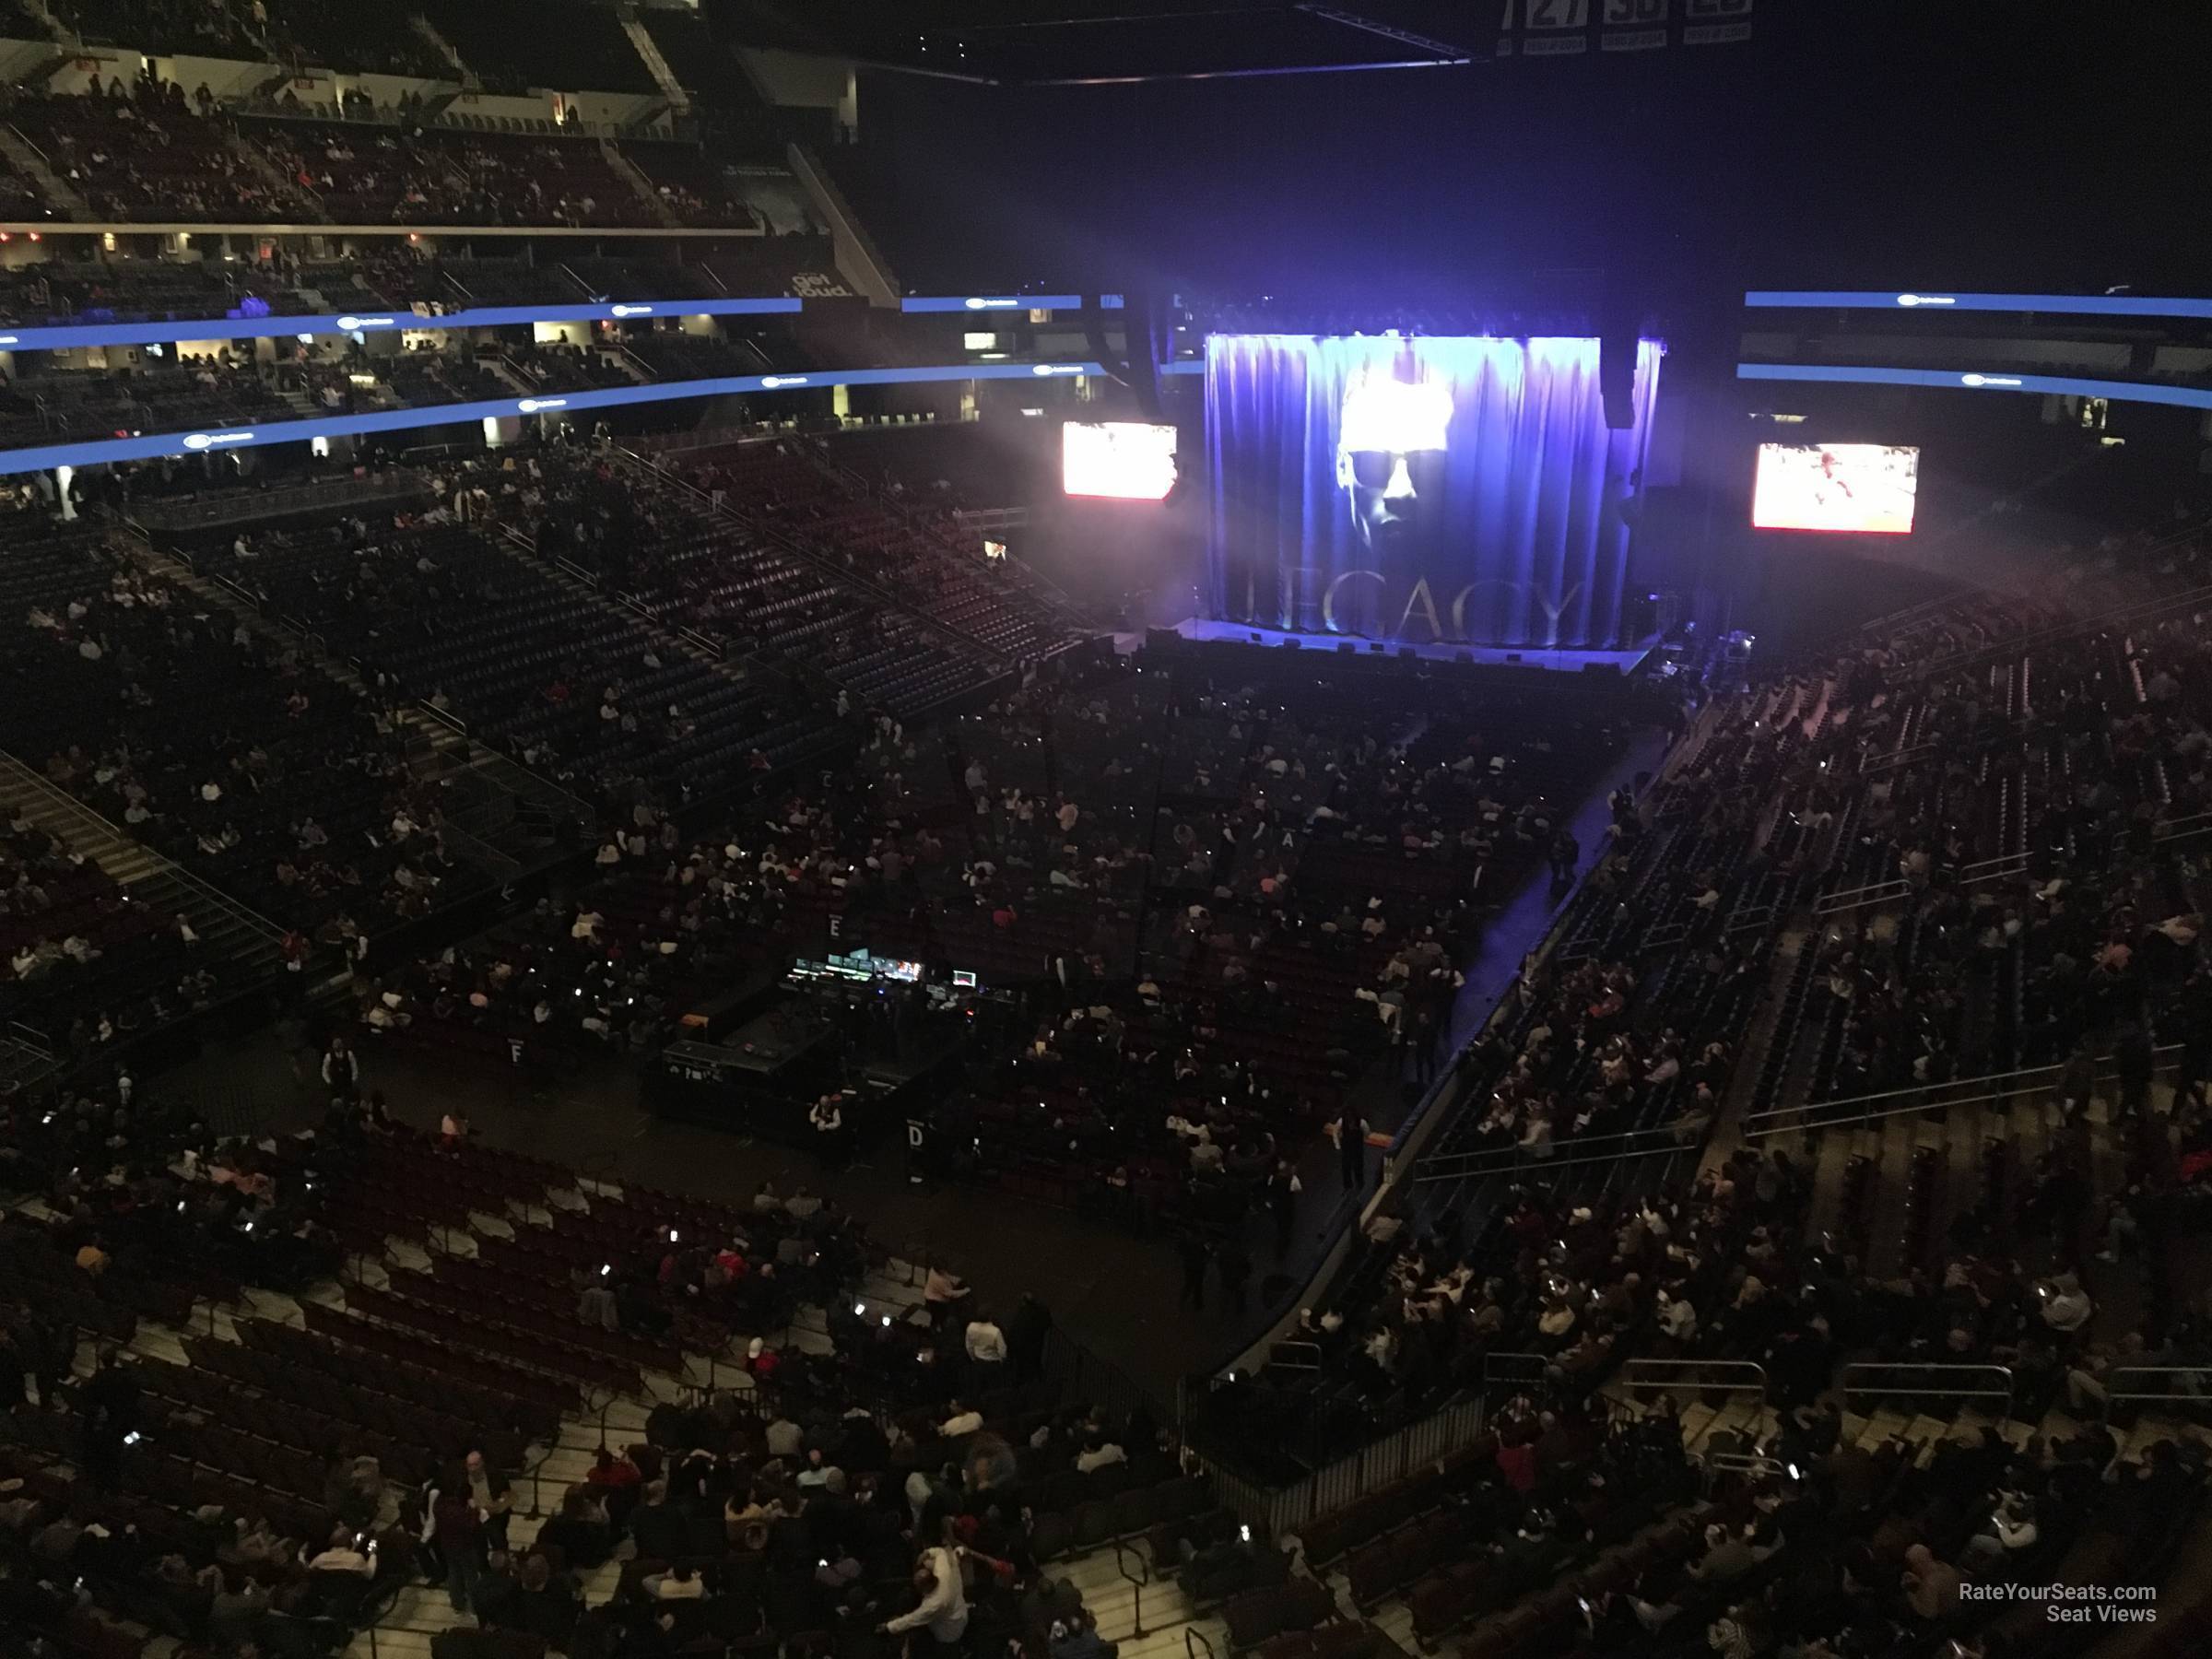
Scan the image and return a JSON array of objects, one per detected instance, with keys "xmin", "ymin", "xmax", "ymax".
[{"xmin": 1149, "ymin": 618, "xmax": 1659, "ymax": 674}]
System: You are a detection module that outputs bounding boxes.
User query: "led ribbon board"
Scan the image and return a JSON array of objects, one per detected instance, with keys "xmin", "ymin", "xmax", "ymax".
[
  {"xmin": 1745, "ymin": 291, "xmax": 2212, "ymax": 318},
  {"xmin": 900, "ymin": 295, "xmax": 1124, "ymax": 312},
  {"xmin": 0, "ymin": 297, "xmax": 803, "ymax": 354},
  {"xmin": 1738, "ymin": 362, "xmax": 2212, "ymax": 410},
  {"xmin": 0, "ymin": 360, "xmax": 1112, "ymax": 476}
]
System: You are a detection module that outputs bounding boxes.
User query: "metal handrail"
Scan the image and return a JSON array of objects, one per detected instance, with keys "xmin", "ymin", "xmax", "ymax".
[
  {"xmin": 1814, "ymin": 850, "xmax": 2028, "ymax": 913},
  {"xmin": 1743, "ymin": 1046, "xmax": 2182, "ymax": 1137},
  {"xmin": 0, "ymin": 754, "xmax": 288, "ymax": 948},
  {"xmin": 1618, "ymin": 1359, "xmax": 1768, "ymax": 1403},
  {"xmin": 1841, "ymin": 1361, "xmax": 2012, "ymax": 1411},
  {"xmin": 1413, "ymin": 1123, "xmax": 1696, "ymax": 1182},
  {"xmin": 1701, "ymin": 1450, "xmax": 1792, "ymax": 1486},
  {"xmin": 2102, "ymin": 1366, "xmax": 2212, "ymax": 1408},
  {"xmin": 1267, "ymin": 1340, "xmax": 1323, "ymax": 1373},
  {"xmin": 1112, "ymin": 1535, "xmax": 1153, "ymax": 1639},
  {"xmin": 1482, "ymin": 1352, "xmax": 1550, "ymax": 1389}
]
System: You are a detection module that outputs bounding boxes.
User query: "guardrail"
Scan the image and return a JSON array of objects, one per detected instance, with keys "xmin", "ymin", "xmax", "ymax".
[
  {"xmin": 1813, "ymin": 851, "xmax": 2027, "ymax": 915},
  {"xmin": 1411, "ymin": 1123, "xmax": 1697, "ymax": 1182},
  {"xmin": 1482, "ymin": 1352, "xmax": 1550, "ymax": 1391},
  {"xmin": 1617, "ymin": 1359, "xmax": 1768, "ymax": 1406},
  {"xmin": 1267, "ymin": 1340, "xmax": 1323, "ymax": 1373},
  {"xmin": 1188, "ymin": 1393, "xmax": 1487, "ymax": 1541},
  {"xmin": 1743, "ymin": 1045, "xmax": 2181, "ymax": 1138},
  {"xmin": 0, "ymin": 756, "xmax": 288, "ymax": 953},
  {"xmin": 2101, "ymin": 1366, "xmax": 2212, "ymax": 1414},
  {"xmin": 1841, "ymin": 1362, "xmax": 2013, "ymax": 1415}
]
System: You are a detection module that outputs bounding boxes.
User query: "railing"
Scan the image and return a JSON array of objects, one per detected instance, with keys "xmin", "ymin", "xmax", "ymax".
[
  {"xmin": 1186, "ymin": 1394, "xmax": 1486, "ymax": 1541},
  {"xmin": 1700, "ymin": 1450, "xmax": 1794, "ymax": 1489},
  {"xmin": 128, "ymin": 473, "xmax": 430, "ymax": 530},
  {"xmin": 1482, "ymin": 1352, "xmax": 1550, "ymax": 1391},
  {"xmin": 6, "ymin": 1019, "xmax": 55, "ymax": 1058},
  {"xmin": 1813, "ymin": 850, "xmax": 2027, "ymax": 915},
  {"xmin": 416, "ymin": 698, "xmax": 471, "ymax": 739},
  {"xmin": 1743, "ymin": 1045, "xmax": 2181, "ymax": 1138},
  {"xmin": 1841, "ymin": 1362, "xmax": 2013, "ymax": 1415},
  {"xmin": 1266, "ymin": 1340, "xmax": 1324, "ymax": 1374},
  {"xmin": 1411, "ymin": 1122, "xmax": 1699, "ymax": 1182},
  {"xmin": 2102, "ymin": 1366, "xmax": 2212, "ymax": 1413},
  {"xmin": 0, "ymin": 754, "xmax": 288, "ymax": 952},
  {"xmin": 1040, "ymin": 1324, "xmax": 1171, "ymax": 1434},
  {"xmin": 1617, "ymin": 1359, "xmax": 1768, "ymax": 1406}
]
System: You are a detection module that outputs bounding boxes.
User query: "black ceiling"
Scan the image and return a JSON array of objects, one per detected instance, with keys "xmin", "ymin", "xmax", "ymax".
[{"xmin": 724, "ymin": 1, "xmax": 1475, "ymax": 83}]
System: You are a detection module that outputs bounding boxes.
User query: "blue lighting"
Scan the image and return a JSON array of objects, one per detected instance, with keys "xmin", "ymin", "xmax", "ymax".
[
  {"xmin": 1737, "ymin": 361, "xmax": 2212, "ymax": 410},
  {"xmin": 0, "ymin": 360, "xmax": 1108, "ymax": 477},
  {"xmin": 900, "ymin": 295, "xmax": 1124, "ymax": 313},
  {"xmin": 0, "ymin": 297, "xmax": 803, "ymax": 354},
  {"xmin": 1745, "ymin": 290, "xmax": 2212, "ymax": 319}
]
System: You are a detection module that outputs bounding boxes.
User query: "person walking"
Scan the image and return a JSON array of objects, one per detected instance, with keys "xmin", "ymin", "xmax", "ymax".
[
  {"xmin": 1334, "ymin": 1107, "xmax": 1371, "ymax": 1192},
  {"xmin": 1177, "ymin": 1230, "xmax": 1212, "ymax": 1312},
  {"xmin": 1218, "ymin": 1239, "xmax": 1253, "ymax": 1318},
  {"xmin": 1265, "ymin": 1160, "xmax": 1303, "ymax": 1260},
  {"xmin": 1007, "ymin": 1293, "xmax": 1053, "ymax": 1385}
]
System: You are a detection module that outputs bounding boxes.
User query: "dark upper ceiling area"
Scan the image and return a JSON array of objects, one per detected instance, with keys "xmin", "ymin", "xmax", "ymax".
[{"xmin": 724, "ymin": 1, "xmax": 1475, "ymax": 83}]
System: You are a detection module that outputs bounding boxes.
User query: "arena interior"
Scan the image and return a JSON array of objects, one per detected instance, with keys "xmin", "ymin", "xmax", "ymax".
[{"xmin": 2, "ymin": 5, "xmax": 2212, "ymax": 1659}]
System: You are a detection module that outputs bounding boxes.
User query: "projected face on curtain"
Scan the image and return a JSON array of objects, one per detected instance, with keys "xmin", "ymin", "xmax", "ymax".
[
  {"xmin": 1206, "ymin": 334, "xmax": 1662, "ymax": 649},
  {"xmin": 1336, "ymin": 366, "xmax": 1453, "ymax": 555}
]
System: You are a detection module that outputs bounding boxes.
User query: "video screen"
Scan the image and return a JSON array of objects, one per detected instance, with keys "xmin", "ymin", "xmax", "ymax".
[
  {"xmin": 1753, "ymin": 442, "xmax": 1920, "ymax": 535},
  {"xmin": 1064, "ymin": 421, "xmax": 1178, "ymax": 500}
]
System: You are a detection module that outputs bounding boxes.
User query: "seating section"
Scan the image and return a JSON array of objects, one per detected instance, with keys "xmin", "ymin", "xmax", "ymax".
[
  {"xmin": 186, "ymin": 502, "xmax": 847, "ymax": 807},
  {"xmin": 52, "ymin": 0, "xmax": 260, "ymax": 55},
  {"xmin": 0, "ymin": 815, "xmax": 224, "ymax": 1055},
  {"xmin": 266, "ymin": 0, "xmax": 456, "ymax": 77},
  {"xmin": 533, "ymin": 450, "xmax": 1018, "ymax": 719},
  {"xmin": 0, "ymin": 525, "xmax": 486, "ymax": 940},
  {"xmin": 0, "ymin": 359, "xmax": 291, "ymax": 447},
  {"xmin": 677, "ymin": 439, "xmax": 1075, "ymax": 664},
  {"xmin": 10, "ymin": 90, "xmax": 316, "ymax": 222}
]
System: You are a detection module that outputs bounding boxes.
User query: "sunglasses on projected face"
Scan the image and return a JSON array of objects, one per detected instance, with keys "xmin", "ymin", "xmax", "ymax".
[{"xmin": 1347, "ymin": 450, "xmax": 1447, "ymax": 492}]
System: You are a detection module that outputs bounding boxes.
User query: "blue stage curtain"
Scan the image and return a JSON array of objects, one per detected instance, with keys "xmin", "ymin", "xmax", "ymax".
[{"xmin": 1205, "ymin": 333, "xmax": 1661, "ymax": 648}]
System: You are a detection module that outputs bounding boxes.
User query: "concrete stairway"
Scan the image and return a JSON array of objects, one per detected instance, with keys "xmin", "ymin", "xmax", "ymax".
[
  {"xmin": 0, "ymin": 750, "xmax": 288, "ymax": 979},
  {"xmin": 0, "ymin": 123, "xmax": 89, "ymax": 217},
  {"xmin": 411, "ymin": 15, "xmax": 472, "ymax": 81},
  {"xmin": 115, "ymin": 524, "xmax": 597, "ymax": 869},
  {"xmin": 228, "ymin": 130, "xmax": 331, "ymax": 221},
  {"xmin": 618, "ymin": 8, "xmax": 691, "ymax": 113},
  {"xmin": 599, "ymin": 135, "xmax": 682, "ymax": 227}
]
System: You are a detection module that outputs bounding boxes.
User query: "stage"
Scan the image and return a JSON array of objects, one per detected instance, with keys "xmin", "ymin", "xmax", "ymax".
[{"xmin": 1147, "ymin": 618, "xmax": 1661, "ymax": 675}]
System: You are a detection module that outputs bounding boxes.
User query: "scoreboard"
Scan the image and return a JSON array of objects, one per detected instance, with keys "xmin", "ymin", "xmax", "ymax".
[{"xmin": 1497, "ymin": 0, "xmax": 1754, "ymax": 55}]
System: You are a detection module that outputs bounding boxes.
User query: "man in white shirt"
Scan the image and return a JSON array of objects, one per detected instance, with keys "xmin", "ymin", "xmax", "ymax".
[
  {"xmin": 882, "ymin": 1546, "xmax": 969, "ymax": 1646},
  {"xmin": 964, "ymin": 1315, "xmax": 1007, "ymax": 1369}
]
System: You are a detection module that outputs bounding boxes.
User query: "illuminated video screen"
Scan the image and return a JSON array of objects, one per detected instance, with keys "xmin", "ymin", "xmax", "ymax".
[
  {"xmin": 1064, "ymin": 421, "xmax": 1178, "ymax": 500},
  {"xmin": 1753, "ymin": 442, "xmax": 1920, "ymax": 534}
]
